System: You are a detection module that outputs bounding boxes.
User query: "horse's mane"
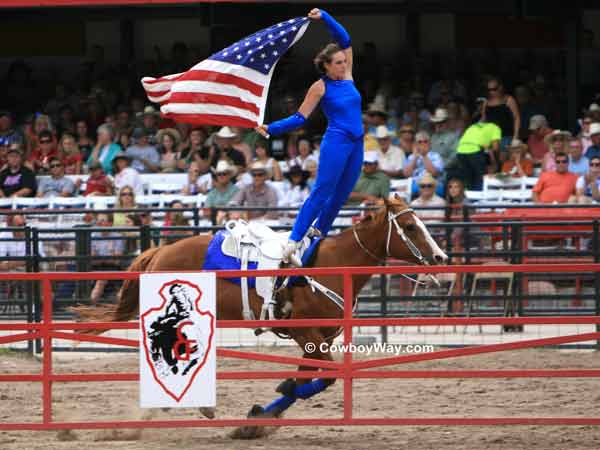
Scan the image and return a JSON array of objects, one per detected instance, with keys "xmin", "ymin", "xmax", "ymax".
[{"xmin": 333, "ymin": 196, "xmax": 408, "ymax": 239}]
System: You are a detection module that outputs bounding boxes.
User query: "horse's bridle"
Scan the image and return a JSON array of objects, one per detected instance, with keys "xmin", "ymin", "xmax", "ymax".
[{"xmin": 353, "ymin": 207, "xmax": 434, "ymax": 285}]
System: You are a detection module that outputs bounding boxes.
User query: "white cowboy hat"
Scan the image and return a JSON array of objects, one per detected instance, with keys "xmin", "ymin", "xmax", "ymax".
[
  {"xmin": 589, "ymin": 103, "xmax": 600, "ymax": 112},
  {"xmin": 214, "ymin": 160, "xmax": 234, "ymax": 174},
  {"xmin": 544, "ymin": 129, "xmax": 572, "ymax": 144},
  {"xmin": 363, "ymin": 151, "xmax": 379, "ymax": 164},
  {"xmin": 589, "ymin": 123, "xmax": 600, "ymax": 137},
  {"xmin": 142, "ymin": 105, "xmax": 159, "ymax": 116},
  {"xmin": 374, "ymin": 125, "xmax": 391, "ymax": 139},
  {"xmin": 216, "ymin": 126, "xmax": 237, "ymax": 138},
  {"xmin": 506, "ymin": 139, "xmax": 527, "ymax": 151},
  {"xmin": 366, "ymin": 102, "xmax": 388, "ymax": 117},
  {"xmin": 418, "ymin": 172, "xmax": 437, "ymax": 186},
  {"xmin": 430, "ymin": 108, "xmax": 449, "ymax": 123},
  {"xmin": 250, "ymin": 160, "xmax": 268, "ymax": 172}
]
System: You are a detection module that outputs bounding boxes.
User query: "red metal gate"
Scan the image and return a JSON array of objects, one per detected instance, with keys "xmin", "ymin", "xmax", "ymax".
[{"xmin": 1, "ymin": 263, "xmax": 600, "ymax": 430}]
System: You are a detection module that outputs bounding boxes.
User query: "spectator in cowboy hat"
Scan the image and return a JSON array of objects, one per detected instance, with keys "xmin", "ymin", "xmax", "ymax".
[
  {"xmin": 214, "ymin": 126, "xmax": 247, "ymax": 172},
  {"xmin": 584, "ymin": 122, "xmax": 600, "ymax": 160},
  {"xmin": 228, "ymin": 160, "xmax": 278, "ymax": 221},
  {"xmin": 430, "ymin": 107, "xmax": 459, "ymax": 166},
  {"xmin": 281, "ymin": 164, "xmax": 311, "ymax": 209},
  {"xmin": 140, "ymin": 105, "xmax": 159, "ymax": 137},
  {"xmin": 527, "ymin": 114, "xmax": 553, "ymax": 165},
  {"xmin": 542, "ymin": 129, "xmax": 572, "ymax": 173},
  {"xmin": 204, "ymin": 159, "xmax": 239, "ymax": 223},
  {"xmin": 348, "ymin": 151, "xmax": 390, "ymax": 205},
  {"xmin": 410, "ymin": 172, "xmax": 446, "ymax": 223},
  {"xmin": 374, "ymin": 125, "xmax": 405, "ymax": 178},
  {"xmin": 501, "ymin": 139, "xmax": 534, "ymax": 177},
  {"xmin": 112, "ymin": 152, "xmax": 143, "ymax": 195}
]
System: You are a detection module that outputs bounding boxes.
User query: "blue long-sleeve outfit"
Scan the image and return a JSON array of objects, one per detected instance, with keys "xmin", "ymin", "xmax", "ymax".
[{"xmin": 268, "ymin": 10, "xmax": 364, "ymax": 242}]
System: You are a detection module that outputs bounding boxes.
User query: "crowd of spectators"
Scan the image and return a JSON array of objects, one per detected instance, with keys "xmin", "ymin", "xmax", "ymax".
[{"xmin": 1, "ymin": 40, "xmax": 600, "ymax": 247}]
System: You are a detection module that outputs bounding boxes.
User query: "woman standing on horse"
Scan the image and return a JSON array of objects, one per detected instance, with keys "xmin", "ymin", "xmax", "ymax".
[{"xmin": 256, "ymin": 8, "xmax": 363, "ymax": 265}]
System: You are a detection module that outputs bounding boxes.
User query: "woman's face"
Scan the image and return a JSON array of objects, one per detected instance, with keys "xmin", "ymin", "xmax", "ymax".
[
  {"xmin": 255, "ymin": 145, "xmax": 267, "ymax": 159},
  {"xmin": 76, "ymin": 121, "xmax": 88, "ymax": 137},
  {"xmin": 551, "ymin": 138, "xmax": 564, "ymax": 151},
  {"xmin": 62, "ymin": 137, "xmax": 75, "ymax": 152},
  {"xmin": 298, "ymin": 140, "xmax": 311, "ymax": 157},
  {"xmin": 119, "ymin": 189, "xmax": 134, "ymax": 205},
  {"xmin": 291, "ymin": 173, "xmax": 303, "ymax": 185},
  {"xmin": 448, "ymin": 182, "xmax": 463, "ymax": 197},
  {"xmin": 119, "ymin": 133, "xmax": 130, "ymax": 148},
  {"xmin": 324, "ymin": 51, "xmax": 347, "ymax": 79},
  {"xmin": 487, "ymin": 80, "xmax": 502, "ymax": 98},
  {"xmin": 162, "ymin": 134, "xmax": 174, "ymax": 150}
]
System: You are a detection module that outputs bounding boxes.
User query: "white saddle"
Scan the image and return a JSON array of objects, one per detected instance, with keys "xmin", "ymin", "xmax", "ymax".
[{"xmin": 220, "ymin": 220, "xmax": 309, "ymax": 322}]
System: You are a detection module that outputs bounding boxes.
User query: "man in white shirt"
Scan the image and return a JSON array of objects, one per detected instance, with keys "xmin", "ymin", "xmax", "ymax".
[{"xmin": 374, "ymin": 125, "xmax": 405, "ymax": 178}]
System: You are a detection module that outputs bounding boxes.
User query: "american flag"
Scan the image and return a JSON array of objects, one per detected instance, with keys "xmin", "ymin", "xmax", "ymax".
[{"xmin": 141, "ymin": 17, "xmax": 310, "ymax": 128}]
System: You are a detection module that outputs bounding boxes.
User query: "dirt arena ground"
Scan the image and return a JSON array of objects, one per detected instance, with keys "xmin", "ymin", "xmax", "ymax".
[{"xmin": 1, "ymin": 346, "xmax": 600, "ymax": 450}]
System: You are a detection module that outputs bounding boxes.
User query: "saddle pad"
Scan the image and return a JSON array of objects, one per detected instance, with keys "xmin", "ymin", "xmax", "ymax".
[{"xmin": 202, "ymin": 230, "xmax": 258, "ymax": 287}]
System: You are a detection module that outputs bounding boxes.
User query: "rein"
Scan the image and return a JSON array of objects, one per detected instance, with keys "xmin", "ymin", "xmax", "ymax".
[{"xmin": 352, "ymin": 208, "xmax": 431, "ymax": 286}]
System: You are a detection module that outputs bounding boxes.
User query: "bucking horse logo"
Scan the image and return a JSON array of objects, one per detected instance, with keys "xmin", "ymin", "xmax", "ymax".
[{"xmin": 141, "ymin": 279, "xmax": 215, "ymax": 402}]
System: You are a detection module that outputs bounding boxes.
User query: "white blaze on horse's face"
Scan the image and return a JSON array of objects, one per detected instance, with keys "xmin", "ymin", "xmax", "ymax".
[{"xmin": 413, "ymin": 215, "xmax": 448, "ymax": 264}]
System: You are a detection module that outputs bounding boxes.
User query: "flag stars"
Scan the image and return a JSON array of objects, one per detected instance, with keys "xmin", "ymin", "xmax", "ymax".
[
  {"xmin": 273, "ymin": 50, "xmax": 278, "ymax": 56},
  {"xmin": 288, "ymin": 19, "xmax": 295, "ymax": 23},
  {"xmin": 282, "ymin": 38, "xmax": 288, "ymax": 43},
  {"xmin": 223, "ymin": 51, "xmax": 228, "ymax": 56},
  {"xmin": 255, "ymin": 37, "xmax": 262, "ymax": 42},
  {"xmin": 292, "ymin": 26, "xmax": 297, "ymax": 31},
  {"xmin": 260, "ymin": 53, "xmax": 267, "ymax": 59},
  {"xmin": 247, "ymin": 49, "xmax": 253, "ymax": 54},
  {"xmin": 234, "ymin": 46, "xmax": 239, "ymax": 52},
  {"xmin": 244, "ymin": 41, "xmax": 250, "ymax": 47},
  {"xmin": 236, "ymin": 54, "xmax": 242, "ymax": 60},
  {"xmin": 268, "ymin": 33, "xmax": 273, "ymax": 39},
  {"xmin": 264, "ymin": 64, "xmax": 270, "ymax": 69},
  {"xmin": 279, "ymin": 30, "xmax": 285, "ymax": 35}
]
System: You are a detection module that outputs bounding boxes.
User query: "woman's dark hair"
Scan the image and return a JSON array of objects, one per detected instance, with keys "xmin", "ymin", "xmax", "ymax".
[{"xmin": 314, "ymin": 43, "xmax": 343, "ymax": 75}]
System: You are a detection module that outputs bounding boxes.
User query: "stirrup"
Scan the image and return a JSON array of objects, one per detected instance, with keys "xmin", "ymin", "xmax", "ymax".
[{"xmin": 282, "ymin": 241, "xmax": 302, "ymax": 267}]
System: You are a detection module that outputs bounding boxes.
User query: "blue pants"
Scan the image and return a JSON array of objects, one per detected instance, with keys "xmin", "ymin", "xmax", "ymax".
[{"xmin": 290, "ymin": 131, "xmax": 363, "ymax": 241}]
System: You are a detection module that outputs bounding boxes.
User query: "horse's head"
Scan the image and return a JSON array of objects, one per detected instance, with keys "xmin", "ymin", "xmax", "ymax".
[{"xmin": 376, "ymin": 195, "xmax": 448, "ymax": 266}]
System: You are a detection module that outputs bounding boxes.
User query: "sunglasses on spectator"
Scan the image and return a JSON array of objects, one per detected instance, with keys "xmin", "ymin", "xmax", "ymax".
[
  {"xmin": 40, "ymin": 140, "xmax": 52, "ymax": 144},
  {"xmin": 120, "ymin": 192, "xmax": 133, "ymax": 196},
  {"xmin": 487, "ymin": 86, "xmax": 499, "ymax": 92},
  {"xmin": 419, "ymin": 184, "xmax": 434, "ymax": 188},
  {"xmin": 50, "ymin": 164, "xmax": 62, "ymax": 168},
  {"xmin": 555, "ymin": 159, "xmax": 569, "ymax": 164},
  {"xmin": 216, "ymin": 172, "xmax": 229, "ymax": 176},
  {"xmin": 417, "ymin": 140, "xmax": 429, "ymax": 144},
  {"xmin": 590, "ymin": 162, "xmax": 600, "ymax": 167},
  {"xmin": 251, "ymin": 171, "xmax": 266, "ymax": 177}
]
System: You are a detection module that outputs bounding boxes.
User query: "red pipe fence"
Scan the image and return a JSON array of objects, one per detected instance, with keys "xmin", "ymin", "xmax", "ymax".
[{"xmin": 0, "ymin": 263, "xmax": 599, "ymax": 430}]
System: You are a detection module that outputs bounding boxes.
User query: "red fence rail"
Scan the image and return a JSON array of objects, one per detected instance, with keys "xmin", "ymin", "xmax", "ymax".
[{"xmin": 0, "ymin": 263, "xmax": 599, "ymax": 430}]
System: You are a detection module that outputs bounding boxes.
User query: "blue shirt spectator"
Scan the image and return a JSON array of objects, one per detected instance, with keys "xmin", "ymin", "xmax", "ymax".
[{"xmin": 125, "ymin": 128, "xmax": 160, "ymax": 173}]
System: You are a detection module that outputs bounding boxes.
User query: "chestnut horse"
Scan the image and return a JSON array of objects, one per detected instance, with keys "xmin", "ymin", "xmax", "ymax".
[{"xmin": 76, "ymin": 197, "xmax": 447, "ymax": 436}]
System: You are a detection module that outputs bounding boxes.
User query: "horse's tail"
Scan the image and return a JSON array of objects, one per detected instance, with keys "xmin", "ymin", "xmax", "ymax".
[{"xmin": 71, "ymin": 246, "xmax": 161, "ymax": 331}]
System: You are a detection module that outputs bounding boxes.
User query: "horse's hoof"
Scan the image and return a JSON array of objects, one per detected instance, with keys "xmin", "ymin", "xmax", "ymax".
[
  {"xmin": 200, "ymin": 407, "xmax": 215, "ymax": 419},
  {"xmin": 247, "ymin": 404, "xmax": 265, "ymax": 417},
  {"xmin": 275, "ymin": 378, "xmax": 296, "ymax": 397},
  {"xmin": 229, "ymin": 405, "xmax": 280, "ymax": 440}
]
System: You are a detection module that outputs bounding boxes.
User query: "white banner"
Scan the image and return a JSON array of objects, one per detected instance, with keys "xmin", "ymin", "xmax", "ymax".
[{"xmin": 139, "ymin": 273, "xmax": 216, "ymax": 408}]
